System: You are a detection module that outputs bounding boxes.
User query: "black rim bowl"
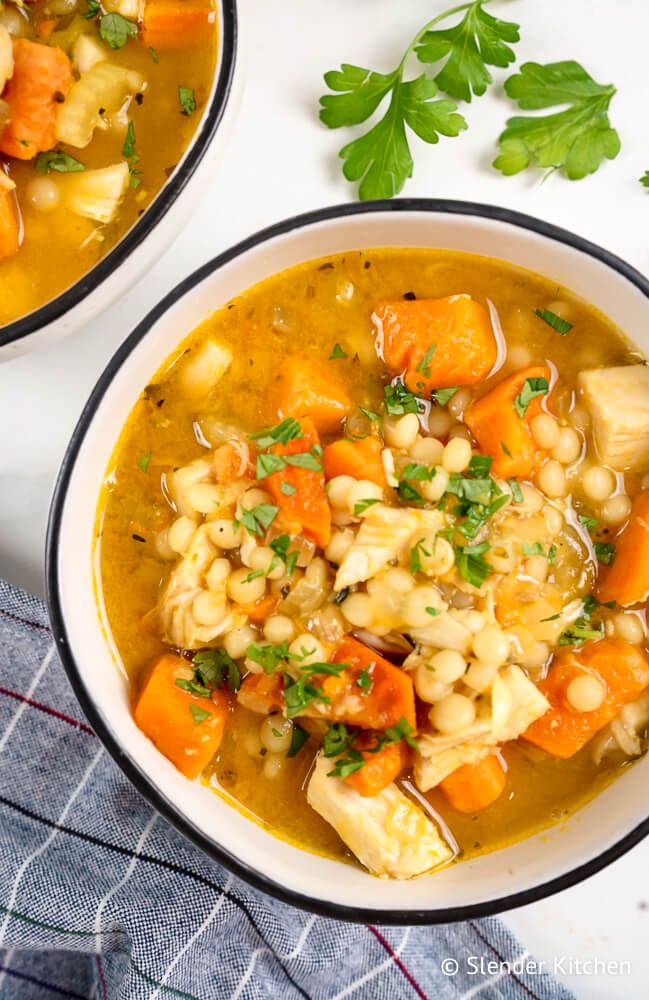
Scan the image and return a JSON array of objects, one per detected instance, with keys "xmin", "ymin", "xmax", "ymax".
[
  {"xmin": 46, "ymin": 198, "xmax": 649, "ymax": 924},
  {"xmin": 0, "ymin": 0, "xmax": 238, "ymax": 351}
]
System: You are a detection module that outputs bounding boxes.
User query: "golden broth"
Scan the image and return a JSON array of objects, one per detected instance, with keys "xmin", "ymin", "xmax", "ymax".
[
  {"xmin": 0, "ymin": 1, "xmax": 218, "ymax": 326},
  {"xmin": 97, "ymin": 248, "xmax": 645, "ymax": 869}
]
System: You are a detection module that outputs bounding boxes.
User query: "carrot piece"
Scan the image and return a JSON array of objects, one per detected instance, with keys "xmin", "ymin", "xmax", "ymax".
[
  {"xmin": 374, "ymin": 295, "xmax": 497, "ymax": 392},
  {"xmin": 0, "ymin": 184, "xmax": 20, "ymax": 261},
  {"xmin": 0, "ymin": 39, "xmax": 72, "ymax": 160},
  {"xmin": 596, "ymin": 491, "xmax": 649, "ymax": 606},
  {"xmin": 439, "ymin": 754, "xmax": 507, "ymax": 813},
  {"xmin": 142, "ymin": 2, "xmax": 213, "ymax": 51},
  {"xmin": 237, "ymin": 673, "xmax": 284, "ymax": 715},
  {"xmin": 323, "ymin": 436, "xmax": 387, "ymax": 488},
  {"xmin": 309, "ymin": 636, "xmax": 416, "ymax": 730},
  {"xmin": 345, "ymin": 736, "xmax": 409, "ymax": 797},
  {"xmin": 464, "ymin": 365, "xmax": 551, "ymax": 478},
  {"xmin": 523, "ymin": 638, "xmax": 649, "ymax": 759},
  {"xmin": 265, "ymin": 417, "xmax": 331, "ymax": 547},
  {"xmin": 240, "ymin": 593, "xmax": 279, "ymax": 624},
  {"xmin": 274, "ymin": 357, "xmax": 352, "ymax": 434},
  {"xmin": 133, "ymin": 653, "xmax": 231, "ymax": 780}
]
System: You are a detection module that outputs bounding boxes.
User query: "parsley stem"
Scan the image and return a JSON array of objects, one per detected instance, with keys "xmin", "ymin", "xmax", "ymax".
[{"xmin": 398, "ymin": 1, "xmax": 476, "ymax": 79}]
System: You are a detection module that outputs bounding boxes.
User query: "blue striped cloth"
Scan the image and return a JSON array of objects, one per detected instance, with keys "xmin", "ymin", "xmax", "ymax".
[{"xmin": 0, "ymin": 578, "xmax": 574, "ymax": 1000}]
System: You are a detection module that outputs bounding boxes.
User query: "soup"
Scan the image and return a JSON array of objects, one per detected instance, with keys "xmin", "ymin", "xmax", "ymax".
[
  {"xmin": 0, "ymin": 0, "xmax": 218, "ymax": 326},
  {"xmin": 97, "ymin": 249, "xmax": 649, "ymax": 879}
]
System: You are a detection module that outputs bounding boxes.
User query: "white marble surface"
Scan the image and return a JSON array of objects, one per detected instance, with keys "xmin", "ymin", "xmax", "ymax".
[{"xmin": 1, "ymin": 0, "xmax": 648, "ymax": 993}]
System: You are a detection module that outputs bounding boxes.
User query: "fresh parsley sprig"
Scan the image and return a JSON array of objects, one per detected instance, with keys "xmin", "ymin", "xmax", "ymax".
[
  {"xmin": 494, "ymin": 61, "xmax": 620, "ymax": 180},
  {"xmin": 320, "ymin": 0, "xmax": 519, "ymax": 199}
]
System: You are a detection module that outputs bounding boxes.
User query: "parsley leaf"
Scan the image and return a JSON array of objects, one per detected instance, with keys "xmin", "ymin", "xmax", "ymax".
[
  {"xmin": 327, "ymin": 749, "xmax": 366, "ymax": 779},
  {"xmin": 287, "ymin": 723, "xmax": 310, "ymax": 758},
  {"xmin": 401, "ymin": 462, "xmax": 435, "ymax": 482},
  {"xmin": 410, "ymin": 538, "xmax": 430, "ymax": 573},
  {"xmin": 359, "ymin": 406, "xmax": 381, "ymax": 422},
  {"xmin": 415, "ymin": 0, "xmax": 519, "ymax": 102},
  {"xmin": 238, "ymin": 503, "xmax": 279, "ymax": 537},
  {"xmin": 251, "ymin": 417, "xmax": 304, "ymax": 448},
  {"xmin": 494, "ymin": 61, "xmax": 620, "ymax": 180},
  {"xmin": 514, "ymin": 376, "xmax": 549, "ymax": 417},
  {"xmin": 384, "ymin": 379, "xmax": 423, "ymax": 416},
  {"xmin": 246, "ymin": 641, "xmax": 291, "ymax": 674},
  {"xmin": 416, "ymin": 343, "xmax": 437, "ymax": 378},
  {"xmin": 280, "ymin": 482, "xmax": 296, "ymax": 496},
  {"xmin": 558, "ymin": 618, "xmax": 604, "ymax": 647},
  {"xmin": 194, "ymin": 649, "xmax": 241, "ymax": 692},
  {"xmin": 508, "ymin": 478, "xmax": 523, "ymax": 504},
  {"xmin": 122, "ymin": 121, "xmax": 136, "ymax": 158},
  {"xmin": 255, "ymin": 453, "xmax": 287, "ymax": 479},
  {"xmin": 384, "ymin": 716, "xmax": 419, "ymax": 750},
  {"xmin": 178, "ymin": 86, "xmax": 196, "ymax": 116},
  {"xmin": 284, "ymin": 451, "xmax": 322, "ymax": 472},
  {"xmin": 594, "ymin": 541, "xmax": 616, "ymax": 566},
  {"xmin": 189, "ymin": 704, "xmax": 211, "ymax": 726},
  {"xmin": 353, "ymin": 497, "xmax": 381, "ymax": 516},
  {"xmin": 329, "ymin": 343, "xmax": 348, "ymax": 359},
  {"xmin": 136, "ymin": 449, "xmax": 152, "ymax": 473},
  {"xmin": 523, "ymin": 541, "xmax": 545, "ymax": 557},
  {"xmin": 99, "ymin": 12, "xmax": 138, "ymax": 49},
  {"xmin": 431, "ymin": 386, "xmax": 459, "ymax": 407},
  {"xmin": 269, "ymin": 534, "xmax": 298, "ymax": 575},
  {"xmin": 35, "ymin": 150, "xmax": 85, "ymax": 174},
  {"xmin": 322, "ymin": 722, "xmax": 354, "ymax": 757},
  {"xmin": 320, "ymin": 57, "xmax": 466, "ymax": 200},
  {"xmin": 578, "ymin": 513, "xmax": 599, "ymax": 532},
  {"xmin": 454, "ymin": 540, "xmax": 492, "ymax": 588},
  {"xmin": 82, "ymin": 0, "xmax": 100, "ymax": 18},
  {"xmin": 535, "ymin": 308, "xmax": 572, "ymax": 335},
  {"xmin": 356, "ymin": 667, "xmax": 373, "ymax": 696}
]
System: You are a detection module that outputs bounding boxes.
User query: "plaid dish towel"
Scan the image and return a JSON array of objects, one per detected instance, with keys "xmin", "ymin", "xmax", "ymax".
[{"xmin": 0, "ymin": 578, "xmax": 574, "ymax": 1000}]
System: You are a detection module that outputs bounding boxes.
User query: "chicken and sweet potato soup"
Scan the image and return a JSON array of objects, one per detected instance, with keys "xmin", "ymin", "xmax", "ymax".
[
  {"xmin": 0, "ymin": 0, "xmax": 218, "ymax": 326},
  {"xmin": 97, "ymin": 249, "xmax": 649, "ymax": 880}
]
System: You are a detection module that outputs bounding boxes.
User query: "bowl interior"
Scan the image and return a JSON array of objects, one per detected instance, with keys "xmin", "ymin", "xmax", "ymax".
[
  {"xmin": 50, "ymin": 204, "xmax": 649, "ymax": 919},
  {"xmin": 0, "ymin": 0, "xmax": 236, "ymax": 355}
]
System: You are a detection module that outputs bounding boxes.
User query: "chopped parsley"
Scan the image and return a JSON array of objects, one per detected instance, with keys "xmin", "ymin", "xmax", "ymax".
[
  {"xmin": 426, "ymin": 606, "xmax": 441, "ymax": 617},
  {"xmin": 401, "ymin": 461, "xmax": 435, "ymax": 482},
  {"xmin": 280, "ymin": 481, "xmax": 297, "ymax": 496},
  {"xmin": 410, "ymin": 538, "xmax": 430, "ymax": 573},
  {"xmin": 384, "ymin": 379, "xmax": 423, "ymax": 416},
  {"xmin": 508, "ymin": 478, "xmax": 523, "ymax": 504},
  {"xmin": 356, "ymin": 667, "xmax": 373, "ymax": 696},
  {"xmin": 136, "ymin": 450, "xmax": 152, "ymax": 473},
  {"xmin": 578, "ymin": 513, "xmax": 599, "ymax": 532},
  {"xmin": 415, "ymin": 343, "xmax": 437, "ymax": 378},
  {"xmin": 35, "ymin": 150, "xmax": 85, "ymax": 174},
  {"xmin": 384, "ymin": 716, "xmax": 419, "ymax": 750},
  {"xmin": 251, "ymin": 417, "xmax": 303, "ymax": 448},
  {"xmin": 329, "ymin": 343, "xmax": 348, "ymax": 359},
  {"xmin": 238, "ymin": 502, "xmax": 279, "ymax": 537},
  {"xmin": 246, "ymin": 641, "xmax": 292, "ymax": 674},
  {"xmin": 287, "ymin": 723, "xmax": 310, "ymax": 758},
  {"xmin": 99, "ymin": 12, "xmax": 138, "ymax": 49},
  {"xmin": 431, "ymin": 386, "xmax": 459, "ymax": 407},
  {"xmin": 322, "ymin": 722, "xmax": 354, "ymax": 758},
  {"xmin": 594, "ymin": 542, "xmax": 616, "ymax": 565},
  {"xmin": 535, "ymin": 308, "xmax": 573, "ymax": 335},
  {"xmin": 327, "ymin": 750, "xmax": 366, "ymax": 779},
  {"xmin": 558, "ymin": 619, "xmax": 604, "ymax": 647},
  {"xmin": 397, "ymin": 480, "xmax": 425, "ymax": 505},
  {"xmin": 269, "ymin": 534, "xmax": 298, "ymax": 575},
  {"xmin": 178, "ymin": 86, "xmax": 196, "ymax": 116},
  {"xmin": 359, "ymin": 406, "xmax": 381, "ymax": 422},
  {"xmin": 514, "ymin": 376, "xmax": 549, "ymax": 418},
  {"xmin": 255, "ymin": 453, "xmax": 286, "ymax": 478},
  {"xmin": 353, "ymin": 497, "xmax": 381, "ymax": 515},
  {"xmin": 454, "ymin": 540, "xmax": 492, "ymax": 588},
  {"xmin": 522, "ymin": 541, "xmax": 545, "ymax": 557},
  {"xmin": 189, "ymin": 704, "xmax": 211, "ymax": 726},
  {"xmin": 193, "ymin": 649, "xmax": 241, "ymax": 692}
]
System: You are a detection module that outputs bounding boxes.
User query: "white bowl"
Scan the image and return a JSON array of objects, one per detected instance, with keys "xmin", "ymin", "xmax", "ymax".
[
  {"xmin": 0, "ymin": 0, "xmax": 238, "ymax": 361},
  {"xmin": 46, "ymin": 200, "xmax": 649, "ymax": 922}
]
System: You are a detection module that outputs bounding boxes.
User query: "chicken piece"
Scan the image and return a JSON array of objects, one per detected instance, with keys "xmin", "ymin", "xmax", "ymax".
[
  {"xmin": 408, "ymin": 609, "xmax": 473, "ymax": 655},
  {"xmin": 490, "ymin": 665, "xmax": 550, "ymax": 742},
  {"xmin": 591, "ymin": 690, "xmax": 649, "ymax": 763},
  {"xmin": 158, "ymin": 525, "xmax": 243, "ymax": 648},
  {"xmin": 414, "ymin": 665, "xmax": 549, "ymax": 791},
  {"xmin": 579, "ymin": 366, "xmax": 649, "ymax": 472},
  {"xmin": 307, "ymin": 754, "xmax": 453, "ymax": 879},
  {"xmin": 334, "ymin": 506, "xmax": 445, "ymax": 590}
]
